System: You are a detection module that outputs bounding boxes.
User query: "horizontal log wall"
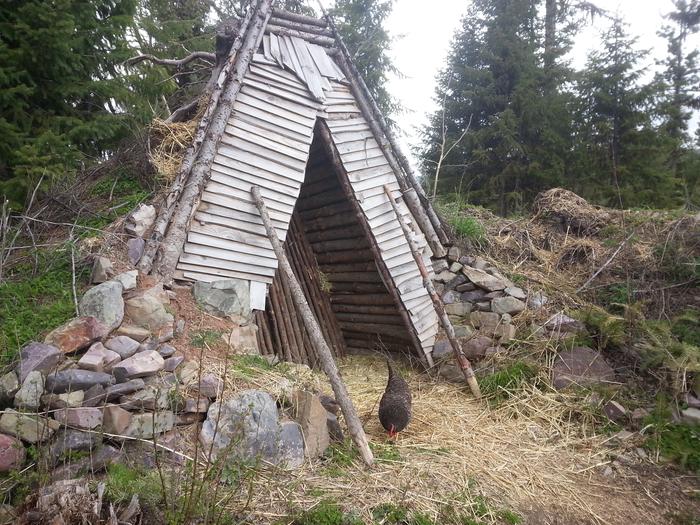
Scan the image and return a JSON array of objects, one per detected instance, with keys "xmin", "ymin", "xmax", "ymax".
[{"xmin": 295, "ymin": 139, "xmax": 413, "ymax": 357}]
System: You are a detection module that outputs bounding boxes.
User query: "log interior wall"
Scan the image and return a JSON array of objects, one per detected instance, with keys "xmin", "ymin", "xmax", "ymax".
[{"xmin": 295, "ymin": 136, "xmax": 414, "ymax": 356}]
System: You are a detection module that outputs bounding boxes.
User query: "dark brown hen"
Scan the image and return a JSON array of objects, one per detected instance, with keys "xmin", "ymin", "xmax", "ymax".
[{"xmin": 378, "ymin": 360, "xmax": 412, "ymax": 437}]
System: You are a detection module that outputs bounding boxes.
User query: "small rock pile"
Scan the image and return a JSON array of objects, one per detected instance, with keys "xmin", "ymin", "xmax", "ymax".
[
  {"xmin": 429, "ymin": 247, "xmax": 530, "ymax": 376},
  {"xmin": 0, "ymin": 254, "xmax": 338, "ymax": 480}
]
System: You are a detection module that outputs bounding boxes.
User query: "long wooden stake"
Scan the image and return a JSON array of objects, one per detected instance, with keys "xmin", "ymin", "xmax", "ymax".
[
  {"xmin": 251, "ymin": 186, "xmax": 374, "ymax": 466},
  {"xmin": 383, "ymin": 186, "xmax": 481, "ymax": 399}
]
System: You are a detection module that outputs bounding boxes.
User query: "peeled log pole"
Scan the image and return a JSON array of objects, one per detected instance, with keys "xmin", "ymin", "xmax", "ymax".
[
  {"xmin": 251, "ymin": 186, "xmax": 374, "ymax": 466},
  {"xmin": 383, "ymin": 185, "xmax": 482, "ymax": 399},
  {"xmin": 151, "ymin": 0, "xmax": 274, "ymax": 281}
]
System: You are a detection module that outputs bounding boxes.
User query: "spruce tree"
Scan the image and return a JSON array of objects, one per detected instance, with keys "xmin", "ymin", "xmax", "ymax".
[
  {"xmin": 656, "ymin": 0, "xmax": 700, "ymax": 204},
  {"xmin": 420, "ymin": 0, "xmax": 572, "ymax": 215},
  {"xmin": 0, "ymin": 0, "xmax": 136, "ymax": 206},
  {"xmin": 330, "ymin": 0, "xmax": 399, "ymax": 115},
  {"xmin": 571, "ymin": 16, "xmax": 678, "ymax": 208}
]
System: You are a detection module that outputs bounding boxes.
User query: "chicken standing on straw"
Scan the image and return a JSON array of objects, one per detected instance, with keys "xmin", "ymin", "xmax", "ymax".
[{"xmin": 378, "ymin": 360, "xmax": 412, "ymax": 438}]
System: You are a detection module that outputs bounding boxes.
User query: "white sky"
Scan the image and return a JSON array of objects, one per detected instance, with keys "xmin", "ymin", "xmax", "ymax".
[{"xmin": 379, "ymin": 0, "xmax": 700, "ymax": 155}]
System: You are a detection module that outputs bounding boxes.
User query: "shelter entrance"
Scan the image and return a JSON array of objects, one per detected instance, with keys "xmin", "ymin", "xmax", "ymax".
[{"xmin": 256, "ymin": 124, "xmax": 415, "ymax": 366}]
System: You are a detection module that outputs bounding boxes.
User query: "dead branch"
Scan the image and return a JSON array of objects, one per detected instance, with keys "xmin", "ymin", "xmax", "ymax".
[
  {"xmin": 126, "ymin": 51, "xmax": 216, "ymax": 69},
  {"xmin": 576, "ymin": 231, "xmax": 635, "ymax": 293}
]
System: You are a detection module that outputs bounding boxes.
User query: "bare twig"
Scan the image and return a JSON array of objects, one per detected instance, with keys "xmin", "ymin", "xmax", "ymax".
[
  {"xmin": 576, "ymin": 231, "xmax": 635, "ymax": 293},
  {"xmin": 69, "ymin": 223, "xmax": 79, "ymax": 316}
]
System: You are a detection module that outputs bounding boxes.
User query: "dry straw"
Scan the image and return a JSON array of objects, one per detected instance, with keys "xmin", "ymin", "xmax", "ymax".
[{"xmin": 190, "ymin": 354, "xmax": 613, "ymax": 524}]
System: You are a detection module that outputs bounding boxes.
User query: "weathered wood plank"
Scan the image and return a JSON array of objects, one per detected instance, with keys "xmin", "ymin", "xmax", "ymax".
[
  {"xmin": 184, "ymin": 240, "xmax": 278, "ymax": 269},
  {"xmin": 193, "ymin": 210, "xmax": 289, "ymax": 241},
  {"xmin": 234, "ymin": 99, "xmax": 313, "ymax": 137},
  {"xmin": 223, "ymin": 123, "xmax": 309, "ymax": 161},
  {"xmin": 290, "ymin": 36, "xmax": 326, "ymax": 100}
]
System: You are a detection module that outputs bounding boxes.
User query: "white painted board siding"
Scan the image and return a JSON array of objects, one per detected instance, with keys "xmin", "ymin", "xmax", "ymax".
[{"xmin": 176, "ymin": 55, "xmax": 320, "ymax": 286}]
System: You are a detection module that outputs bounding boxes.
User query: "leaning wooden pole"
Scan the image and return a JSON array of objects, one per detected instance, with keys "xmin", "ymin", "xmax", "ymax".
[
  {"xmin": 382, "ymin": 186, "xmax": 482, "ymax": 399},
  {"xmin": 251, "ymin": 186, "xmax": 374, "ymax": 466}
]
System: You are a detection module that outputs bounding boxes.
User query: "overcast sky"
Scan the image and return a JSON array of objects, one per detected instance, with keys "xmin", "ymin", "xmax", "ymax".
[{"xmin": 378, "ymin": 0, "xmax": 700, "ymax": 155}]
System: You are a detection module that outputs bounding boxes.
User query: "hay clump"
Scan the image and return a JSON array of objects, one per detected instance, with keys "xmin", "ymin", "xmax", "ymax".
[
  {"xmin": 533, "ymin": 188, "xmax": 611, "ymax": 235},
  {"xmin": 148, "ymin": 117, "xmax": 198, "ymax": 183}
]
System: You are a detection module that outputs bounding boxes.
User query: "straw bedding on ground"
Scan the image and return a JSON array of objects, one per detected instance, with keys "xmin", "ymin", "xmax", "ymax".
[{"xmin": 192, "ymin": 354, "xmax": 625, "ymax": 524}]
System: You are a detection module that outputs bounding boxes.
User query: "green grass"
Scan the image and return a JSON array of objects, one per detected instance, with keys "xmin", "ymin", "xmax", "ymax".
[
  {"xmin": 0, "ymin": 254, "xmax": 89, "ymax": 364},
  {"xmin": 288, "ymin": 500, "xmax": 363, "ymax": 525},
  {"xmin": 229, "ymin": 354, "xmax": 276, "ymax": 377},
  {"xmin": 190, "ymin": 329, "xmax": 224, "ymax": 349},
  {"xmin": 479, "ymin": 361, "xmax": 539, "ymax": 404},
  {"xmin": 451, "ymin": 216, "xmax": 486, "ymax": 243},
  {"xmin": 644, "ymin": 398, "xmax": 700, "ymax": 473},
  {"xmin": 104, "ymin": 463, "xmax": 164, "ymax": 507},
  {"xmin": 369, "ymin": 442, "xmax": 402, "ymax": 463}
]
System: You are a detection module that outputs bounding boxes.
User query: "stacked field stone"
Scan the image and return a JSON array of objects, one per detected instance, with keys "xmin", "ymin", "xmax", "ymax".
[{"xmin": 429, "ymin": 247, "xmax": 528, "ymax": 372}]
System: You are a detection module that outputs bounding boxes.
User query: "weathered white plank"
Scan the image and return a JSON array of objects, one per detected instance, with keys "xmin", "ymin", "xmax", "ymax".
[
  {"xmin": 262, "ymin": 35, "xmax": 272, "ymax": 61},
  {"xmin": 337, "ymin": 147, "xmax": 384, "ymax": 164},
  {"xmin": 275, "ymin": 35, "xmax": 297, "ymax": 72},
  {"xmin": 210, "ymin": 166, "xmax": 297, "ymax": 196},
  {"xmin": 342, "ymin": 154, "xmax": 390, "ymax": 173},
  {"xmin": 290, "ymin": 36, "xmax": 326, "ymax": 100},
  {"xmin": 223, "ymin": 123, "xmax": 310, "ymax": 162},
  {"xmin": 306, "ymin": 42, "xmax": 342, "ymax": 79},
  {"xmin": 179, "ymin": 263, "xmax": 274, "ymax": 283},
  {"xmin": 250, "ymin": 281, "xmax": 268, "ymax": 310},
  {"xmin": 201, "ymin": 192, "xmax": 291, "ymax": 224},
  {"xmin": 178, "ymin": 269, "xmax": 272, "ymax": 285},
  {"xmin": 194, "ymin": 211, "xmax": 289, "ymax": 241},
  {"xmin": 236, "ymin": 91, "xmax": 317, "ymax": 124},
  {"xmin": 187, "ymin": 231, "xmax": 276, "ymax": 261},
  {"xmin": 189, "ymin": 223, "xmax": 273, "ymax": 250},
  {"xmin": 280, "ymin": 35, "xmax": 305, "ymax": 81},
  {"xmin": 269, "ymin": 33, "xmax": 283, "ymax": 66},
  {"xmin": 235, "ymin": 99, "xmax": 314, "ymax": 137},
  {"xmin": 326, "ymin": 103, "xmax": 361, "ymax": 114},
  {"xmin": 243, "ymin": 77, "xmax": 319, "ymax": 109},
  {"xmin": 353, "ymin": 173, "xmax": 396, "ymax": 195},
  {"xmin": 328, "ymin": 129, "xmax": 375, "ymax": 143},
  {"xmin": 334, "ymin": 138, "xmax": 379, "ymax": 154},
  {"xmin": 205, "ymin": 179, "xmax": 298, "ymax": 210},
  {"xmin": 212, "ymin": 155, "xmax": 299, "ymax": 190},
  {"xmin": 219, "ymin": 135, "xmax": 308, "ymax": 173},
  {"xmin": 256, "ymin": 57, "xmax": 309, "ymax": 86},
  {"xmin": 217, "ymin": 142, "xmax": 307, "ymax": 182},
  {"xmin": 252, "ymin": 53, "xmax": 277, "ymax": 66},
  {"xmin": 184, "ymin": 241, "xmax": 278, "ymax": 270},
  {"xmin": 347, "ymin": 165, "xmax": 394, "ymax": 183}
]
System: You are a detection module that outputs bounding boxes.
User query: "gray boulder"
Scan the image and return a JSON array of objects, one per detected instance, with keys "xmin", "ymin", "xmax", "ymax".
[
  {"xmin": 491, "ymin": 297, "xmax": 527, "ymax": 315},
  {"xmin": 45, "ymin": 370, "xmax": 114, "ymax": 394},
  {"xmin": 16, "ymin": 342, "xmax": 62, "ymax": 383},
  {"xmin": 124, "ymin": 286, "xmax": 173, "ymax": 331},
  {"xmin": 112, "ymin": 351, "xmax": 164, "ymax": 382},
  {"xmin": 0, "ymin": 372, "xmax": 19, "ymax": 405},
  {"xmin": 124, "ymin": 203, "xmax": 156, "ymax": 237},
  {"xmin": 90, "ymin": 256, "xmax": 114, "ymax": 284},
  {"xmin": 79, "ymin": 281, "xmax": 124, "ymax": 331},
  {"xmin": 49, "ymin": 429, "xmax": 101, "ymax": 466},
  {"xmin": 200, "ymin": 390, "xmax": 280, "ymax": 464},
  {"xmin": 193, "ymin": 279, "xmax": 251, "ymax": 319},
  {"xmin": 461, "ymin": 266, "xmax": 507, "ymax": 292},
  {"xmin": 104, "ymin": 336, "xmax": 140, "ymax": 359},
  {"xmin": 112, "ymin": 270, "xmax": 138, "ymax": 291},
  {"xmin": 291, "ymin": 391, "xmax": 329, "ymax": 458},
  {"xmin": 278, "ymin": 421, "xmax": 304, "ymax": 469},
  {"xmin": 45, "ymin": 317, "xmax": 109, "ymax": 354},
  {"xmin": 127, "ymin": 237, "xmax": 145, "ymax": 265},
  {"xmin": 14, "ymin": 371, "xmax": 44, "ymax": 411}
]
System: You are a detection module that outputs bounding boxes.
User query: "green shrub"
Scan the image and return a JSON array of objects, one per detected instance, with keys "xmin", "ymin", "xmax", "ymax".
[
  {"xmin": 451, "ymin": 217, "xmax": 486, "ymax": 243},
  {"xmin": 644, "ymin": 398, "xmax": 700, "ymax": 473},
  {"xmin": 104, "ymin": 463, "xmax": 164, "ymax": 506}
]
